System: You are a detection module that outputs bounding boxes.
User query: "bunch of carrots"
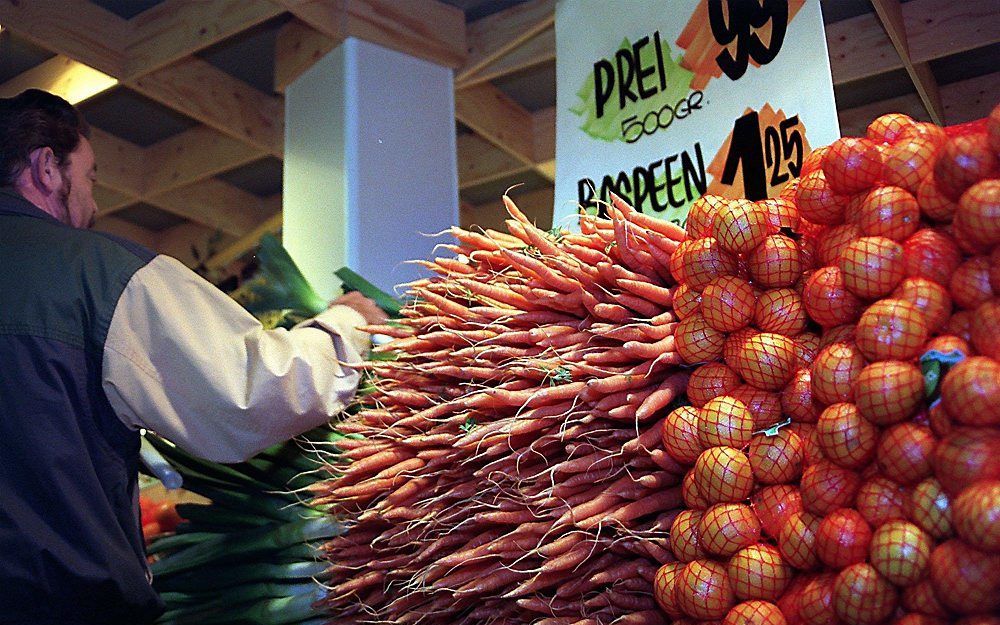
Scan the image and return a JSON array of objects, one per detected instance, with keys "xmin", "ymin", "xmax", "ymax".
[{"xmin": 315, "ymin": 196, "xmax": 697, "ymax": 624}]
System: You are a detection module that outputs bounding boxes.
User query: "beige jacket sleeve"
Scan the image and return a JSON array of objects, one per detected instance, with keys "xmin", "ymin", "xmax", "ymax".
[{"xmin": 102, "ymin": 254, "xmax": 369, "ymax": 463}]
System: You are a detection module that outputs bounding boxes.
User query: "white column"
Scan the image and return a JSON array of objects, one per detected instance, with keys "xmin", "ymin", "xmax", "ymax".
[{"xmin": 283, "ymin": 37, "xmax": 459, "ymax": 298}]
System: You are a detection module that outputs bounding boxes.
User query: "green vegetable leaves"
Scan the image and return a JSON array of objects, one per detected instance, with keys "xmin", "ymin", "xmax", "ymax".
[
  {"xmin": 334, "ymin": 267, "xmax": 403, "ymax": 317},
  {"xmin": 920, "ymin": 349, "xmax": 967, "ymax": 403},
  {"xmin": 230, "ymin": 234, "xmax": 328, "ymax": 320}
]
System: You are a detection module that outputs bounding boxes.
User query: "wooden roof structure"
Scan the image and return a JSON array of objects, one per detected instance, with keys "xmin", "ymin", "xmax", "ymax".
[{"xmin": 0, "ymin": 0, "xmax": 996, "ymax": 275}]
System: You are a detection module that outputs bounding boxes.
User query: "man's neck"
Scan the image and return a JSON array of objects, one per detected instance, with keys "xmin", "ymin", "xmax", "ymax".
[{"xmin": 13, "ymin": 184, "xmax": 69, "ymax": 225}]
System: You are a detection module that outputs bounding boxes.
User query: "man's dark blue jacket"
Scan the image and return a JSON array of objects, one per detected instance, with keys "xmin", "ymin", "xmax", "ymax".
[{"xmin": 0, "ymin": 188, "xmax": 163, "ymax": 624}]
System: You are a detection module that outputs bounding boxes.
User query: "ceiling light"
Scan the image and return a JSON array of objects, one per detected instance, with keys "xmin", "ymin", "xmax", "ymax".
[
  {"xmin": 54, "ymin": 59, "xmax": 118, "ymax": 105},
  {"xmin": 0, "ymin": 56, "xmax": 117, "ymax": 105}
]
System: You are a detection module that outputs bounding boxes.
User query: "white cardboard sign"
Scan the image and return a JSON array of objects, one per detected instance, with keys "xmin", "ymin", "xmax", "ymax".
[{"xmin": 554, "ymin": 0, "xmax": 840, "ymax": 228}]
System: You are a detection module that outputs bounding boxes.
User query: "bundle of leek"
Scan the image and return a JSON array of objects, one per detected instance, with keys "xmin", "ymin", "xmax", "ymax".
[
  {"xmin": 147, "ymin": 431, "xmax": 348, "ymax": 625},
  {"xmin": 230, "ymin": 234, "xmax": 402, "ymax": 328}
]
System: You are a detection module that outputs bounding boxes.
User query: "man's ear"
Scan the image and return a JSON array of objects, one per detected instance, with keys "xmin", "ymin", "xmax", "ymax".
[{"xmin": 28, "ymin": 146, "xmax": 61, "ymax": 193}]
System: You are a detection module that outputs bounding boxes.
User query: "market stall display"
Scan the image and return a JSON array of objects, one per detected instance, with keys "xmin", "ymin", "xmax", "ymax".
[
  {"xmin": 1, "ymin": 0, "xmax": 997, "ymax": 621},
  {"xmin": 313, "ymin": 105, "xmax": 999, "ymax": 625},
  {"xmin": 136, "ymin": 105, "xmax": 999, "ymax": 625}
]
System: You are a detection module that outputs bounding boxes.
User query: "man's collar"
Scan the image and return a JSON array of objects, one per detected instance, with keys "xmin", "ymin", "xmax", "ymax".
[{"xmin": 0, "ymin": 187, "xmax": 61, "ymax": 223}]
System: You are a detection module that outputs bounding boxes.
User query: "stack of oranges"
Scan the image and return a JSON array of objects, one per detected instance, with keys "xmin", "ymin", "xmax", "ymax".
[{"xmin": 654, "ymin": 104, "xmax": 1000, "ymax": 625}]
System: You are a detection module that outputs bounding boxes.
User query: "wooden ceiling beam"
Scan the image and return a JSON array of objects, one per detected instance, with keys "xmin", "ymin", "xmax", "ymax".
[
  {"xmin": 904, "ymin": 0, "xmax": 1000, "ymax": 65},
  {"xmin": 89, "ymin": 126, "xmax": 270, "ymax": 237},
  {"xmin": 125, "ymin": 0, "xmax": 284, "ymax": 79},
  {"xmin": 0, "ymin": 0, "xmax": 127, "ymax": 78},
  {"xmin": 93, "ymin": 185, "xmax": 139, "ymax": 216},
  {"xmin": 455, "ymin": 27, "xmax": 555, "ymax": 90},
  {"xmin": 205, "ymin": 210, "xmax": 283, "ymax": 271},
  {"xmin": 145, "ymin": 178, "xmax": 274, "ymax": 237},
  {"xmin": 0, "ymin": 4, "xmax": 282, "ymax": 159},
  {"xmin": 532, "ymin": 107, "xmax": 556, "ymax": 182},
  {"xmin": 89, "ymin": 128, "xmax": 145, "ymax": 200},
  {"xmin": 0, "ymin": 0, "xmax": 472, "ymax": 262},
  {"xmin": 456, "ymin": 0, "xmax": 554, "ymax": 86},
  {"xmin": 871, "ymin": 0, "xmax": 911, "ymax": 58},
  {"xmin": 100, "ymin": 174, "xmax": 273, "ymax": 241},
  {"xmin": 457, "ymin": 134, "xmax": 532, "ymax": 190},
  {"xmin": 826, "ymin": 11, "xmax": 897, "ymax": 84},
  {"xmin": 92, "ymin": 215, "xmax": 159, "ymax": 249},
  {"xmin": 909, "ymin": 61, "xmax": 945, "ymax": 124},
  {"xmin": 142, "ymin": 126, "xmax": 264, "ymax": 197},
  {"xmin": 827, "ymin": 0, "xmax": 999, "ymax": 85},
  {"xmin": 0, "ymin": 55, "xmax": 117, "ymax": 105},
  {"xmin": 273, "ymin": 20, "xmax": 340, "ymax": 93},
  {"xmin": 838, "ymin": 70, "xmax": 999, "ymax": 137},
  {"xmin": 455, "ymin": 83, "xmax": 537, "ymax": 166},
  {"xmin": 871, "ymin": 0, "xmax": 944, "ymax": 124},
  {"xmin": 129, "ymin": 57, "xmax": 285, "ymax": 157},
  {"xmin": 274, "ymin": 0, "xmax": 466, "ymax": 68},
  {"xmin": 918, "ymin": 69, "xmax": 997, "ymax": 126},
  {"xmin": 274, "ymin": 7, "xmax": 554, "ymax": 94}
]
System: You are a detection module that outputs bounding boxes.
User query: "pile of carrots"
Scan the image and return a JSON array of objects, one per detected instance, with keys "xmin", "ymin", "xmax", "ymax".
[
  {"xmin": 654, "ymin": 106, "xmax": 999, "ymax": 625},
  {"xmin": 315, "ymin": 197, "xmax": 696, "ymax": 624}
]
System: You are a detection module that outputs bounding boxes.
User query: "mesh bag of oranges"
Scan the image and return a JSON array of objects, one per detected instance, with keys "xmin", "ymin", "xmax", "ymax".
[{"xmin": 654, "ymin": 103, "xmax": 1000, "ymax": 625}]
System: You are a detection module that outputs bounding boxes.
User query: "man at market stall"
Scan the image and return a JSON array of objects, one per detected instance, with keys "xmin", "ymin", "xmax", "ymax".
[{"xmin": 0, "ymin": 89, "xmax": 387, "ymax": 624}]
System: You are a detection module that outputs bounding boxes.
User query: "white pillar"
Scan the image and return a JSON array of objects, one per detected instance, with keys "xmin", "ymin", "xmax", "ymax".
[{"xmin": 283, "ymin": 37, "xmax": 459, "ymax": 298}]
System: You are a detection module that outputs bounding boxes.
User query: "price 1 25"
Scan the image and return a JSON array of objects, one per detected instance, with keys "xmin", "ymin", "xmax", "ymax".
[{"xmin": 720, "ymin": 110, "xmax": 804, "ymax": 200}]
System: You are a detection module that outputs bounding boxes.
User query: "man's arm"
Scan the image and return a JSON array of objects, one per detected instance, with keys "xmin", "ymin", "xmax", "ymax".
[{"xmin": 101, "ymin": 254, "xmax": 373, "ymax": 463}]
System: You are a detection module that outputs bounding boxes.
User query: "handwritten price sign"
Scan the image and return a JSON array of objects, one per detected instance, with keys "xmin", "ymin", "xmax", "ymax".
[
  {"xmin": 554, "ymin": 0, "xmax": 839, "ymax": 227},
  {"xmin": 708, "ymin": 105, "xmax": 811, "ymax": 202},
  {"xmin": 719, "ymin": 109, "xmax": 806, "ymax": 200},
  {"xmin": 708, "ymin": 0, "xmax": 789, "ymax": 81}
]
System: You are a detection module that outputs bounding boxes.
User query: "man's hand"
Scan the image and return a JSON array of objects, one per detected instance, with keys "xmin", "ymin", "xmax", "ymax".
[{"xmin": 330, "ymin": 291, "xmax": 389, "ymax": 325}]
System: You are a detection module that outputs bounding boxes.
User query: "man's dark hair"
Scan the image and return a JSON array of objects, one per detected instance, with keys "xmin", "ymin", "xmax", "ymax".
[{"xmin": 0, "ymin": 89, "xmax": 91, "ymax": 187}]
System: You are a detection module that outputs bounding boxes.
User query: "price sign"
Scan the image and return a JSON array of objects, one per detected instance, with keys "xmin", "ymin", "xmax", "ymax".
[
  {"xmin": 720, "ymin": 110, "xmax": 805, "ymax": 200},
  {"xmin": 554, "ymin": 0, "xmax": 840, "ymax": 227},
  {"xmin": 709, "ymin": 0, "xmax": 789, "ymax": 81}
]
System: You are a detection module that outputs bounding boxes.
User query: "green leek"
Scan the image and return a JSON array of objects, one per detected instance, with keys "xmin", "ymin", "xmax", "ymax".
[
  {"xmin": 154, "ymin": 559, "xmax": 328, "ymax": 593},
  {"xmin": 334, "ymin": 266, "xmax": 403, "ymax": 317},
  {"xmin": 230, "ymin": 234, "xmax": 327, "ymax": 318},
  {"xmin": 151, "ymin": 517, "xmax": 344, "ymax": 577}
]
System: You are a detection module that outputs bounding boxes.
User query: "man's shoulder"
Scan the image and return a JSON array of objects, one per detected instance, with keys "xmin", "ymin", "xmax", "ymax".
[
  {"xmin": 0, "ymin": 192, "xmax": 155, "ymax": 268},
  {"xmin": 0, "ymin": 205, "xmax": 160, "ymax": 351},
  {"xmin": 85, "ymin": 228, "xmax": 157, "ymax": 266},
  {"xmin": 31, "ymin": 214, "xmax": 156, "ymax": 270}
]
